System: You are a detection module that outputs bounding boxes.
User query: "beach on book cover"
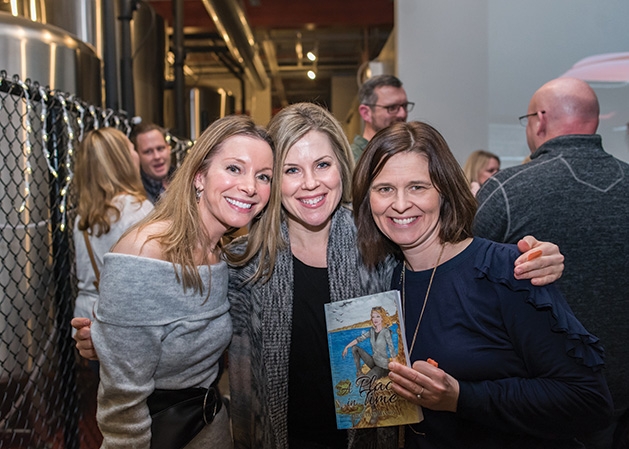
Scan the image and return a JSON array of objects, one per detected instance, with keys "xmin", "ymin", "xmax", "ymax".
[{"xmin": 324, "ymin": 290, "xmax": 422, "ymax": 429}]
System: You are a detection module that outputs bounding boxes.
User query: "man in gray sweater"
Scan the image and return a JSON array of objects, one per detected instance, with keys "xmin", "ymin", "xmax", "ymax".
[{"xmin": 474, "ymin": 77, "xmax": 629, "ymax": 449}]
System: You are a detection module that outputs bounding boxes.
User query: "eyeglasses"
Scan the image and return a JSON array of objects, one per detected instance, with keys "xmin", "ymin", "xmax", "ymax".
[
  {"xmin": 518, "ymin": 110, "xmax": 545, "ymax": 127},
  {"xmin": 366, "ymin": 102, "xmax": 415, "ymax": 114}
]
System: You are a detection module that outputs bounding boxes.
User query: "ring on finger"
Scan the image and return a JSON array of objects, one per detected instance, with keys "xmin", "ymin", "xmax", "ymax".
[{"xmin": 416, "ymin": 386, "xmax": 424, "ymax": 400}]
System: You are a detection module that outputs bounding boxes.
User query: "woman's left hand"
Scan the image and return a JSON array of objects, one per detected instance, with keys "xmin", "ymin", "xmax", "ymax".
[
  {"xmin": 514, "ymin": 236, "xmax": 564, "ymax": 286},
  {"xmin": 388, "ymin": 361, "xmax": 459, "ymax": 412}
]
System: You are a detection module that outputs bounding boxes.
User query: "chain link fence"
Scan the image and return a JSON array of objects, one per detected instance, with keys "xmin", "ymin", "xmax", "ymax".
[{"xmin": 0, "ymin": 71, "xmax": 191, "ymax": 449}]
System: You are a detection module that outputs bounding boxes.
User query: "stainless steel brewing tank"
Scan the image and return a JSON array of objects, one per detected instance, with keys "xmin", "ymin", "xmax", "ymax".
[{"xmin": 0, "ymin": 11, "xmax": 101, "ymax": 104}]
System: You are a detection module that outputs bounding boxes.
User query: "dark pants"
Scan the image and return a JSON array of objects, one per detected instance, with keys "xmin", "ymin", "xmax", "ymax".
[{"xmin": 352, "ymin": 346, "xmax": 388, "ymax": 379}]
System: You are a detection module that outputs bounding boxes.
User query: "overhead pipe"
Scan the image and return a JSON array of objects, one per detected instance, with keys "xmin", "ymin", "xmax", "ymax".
[{"xmin": 201, "ymin": 0, "xmax": 268, "ymax": 91}]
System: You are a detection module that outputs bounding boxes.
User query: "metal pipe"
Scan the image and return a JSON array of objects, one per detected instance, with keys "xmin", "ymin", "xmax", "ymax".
[
  {"xmin": 102, "ymin": 0, "xmax": 119, "ymax": 110},
  {"xmin": 172, "ymin": 0, "xmax": 186, "ymax": 137},
  {"xmin": 119, "ymin": 0, "xmax": 135, "ymax": 116},
  {"xmin": 201, "ymin": 0, "xmax": 268, "ymax": 91}
]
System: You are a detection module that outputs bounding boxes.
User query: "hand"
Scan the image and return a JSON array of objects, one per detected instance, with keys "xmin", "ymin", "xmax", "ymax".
[
  {"xmin": 71, "ymin": 317, "xmax": 99, "ymax": 361},
  {"xmin": 388, "ymin": 360, "xmax": 459, "ymax": 412},
  {"xmin": 514, "ymin": 236, "xmax": 564, "ymax": 286}
]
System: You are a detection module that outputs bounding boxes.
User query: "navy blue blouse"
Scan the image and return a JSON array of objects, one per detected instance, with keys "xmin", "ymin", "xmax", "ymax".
[{"xmin": 392, "ymin": 238, "xmax": 612, "ymax": 449}]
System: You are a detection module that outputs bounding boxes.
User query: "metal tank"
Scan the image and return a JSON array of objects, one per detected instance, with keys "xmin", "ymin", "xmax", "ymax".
[
  {"xmin": 130, "ymin": 2, "xmax": 166, "ymax": 125},
  {"xmin": 0, "ymin": 12, "xmax": 101, "ymax": 104}
]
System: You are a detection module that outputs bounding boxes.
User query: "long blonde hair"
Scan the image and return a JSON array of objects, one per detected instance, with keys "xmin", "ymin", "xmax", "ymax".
[
  {"xmin": 136, "ymin": 115, "xmax": 273, "ymax": 294},
  {"xmin": 232, "ymin": 102, "xmax": 354, "ymax": 282},
  {"xmin": 74, "ymin": 128, "xmax": 146, "ymax": 236}
]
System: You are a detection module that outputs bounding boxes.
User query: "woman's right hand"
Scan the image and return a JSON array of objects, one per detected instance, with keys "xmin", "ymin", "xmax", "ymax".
[{"xmin": 71, "ymin": 317, "xmax": 99, "ymax": 361}]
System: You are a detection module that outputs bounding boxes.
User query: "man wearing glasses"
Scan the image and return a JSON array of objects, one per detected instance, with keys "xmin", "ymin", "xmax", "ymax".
[
  {"xmin": 351, "ymin": 74, "xmax": 414, "ymax": 160},
  {"xmin": 474, "ymin": 77, "xmax": 629, "ymax": 449}
]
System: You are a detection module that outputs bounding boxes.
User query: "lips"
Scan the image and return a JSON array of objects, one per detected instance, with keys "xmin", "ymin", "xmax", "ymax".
[{"xmin": 298, "ymin": 194, "xmax": 325, "ymax": 207}]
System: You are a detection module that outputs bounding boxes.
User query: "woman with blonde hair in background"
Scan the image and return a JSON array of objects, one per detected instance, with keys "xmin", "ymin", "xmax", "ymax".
[
  {"xmin": 463, "ymin": 149, "xmax": 500, "ymax": 196},
  {"xmin": 72, "ymin": 127, "xmax": 153, "ymax": 322}
]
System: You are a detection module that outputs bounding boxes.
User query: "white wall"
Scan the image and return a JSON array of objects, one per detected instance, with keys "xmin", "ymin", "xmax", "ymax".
[{"xmin": 397, "ymin": 0, "xmax": 629, "ymax": 167}]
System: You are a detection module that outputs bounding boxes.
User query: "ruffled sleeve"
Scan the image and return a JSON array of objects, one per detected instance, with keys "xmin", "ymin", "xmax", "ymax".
[{"xmin": 475, "ymin": 240, "xmax": 605, "ymax": 370}]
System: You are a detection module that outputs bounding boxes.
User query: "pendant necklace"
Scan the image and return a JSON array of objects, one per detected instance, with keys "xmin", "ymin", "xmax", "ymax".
[{"xmin": 400, "ymin": 243, "xmax": 445, "ymax": 355}]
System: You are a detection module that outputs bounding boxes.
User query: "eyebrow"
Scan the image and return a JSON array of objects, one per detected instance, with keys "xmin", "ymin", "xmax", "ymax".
[{"xmin": 284, "ymin": 155, "xmax": 334, "ymax": 166}]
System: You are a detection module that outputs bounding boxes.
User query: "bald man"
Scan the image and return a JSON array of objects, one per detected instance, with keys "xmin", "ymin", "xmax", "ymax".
[{"xmin": 474, "ymin": 77, "xmax": 629, "ymax": 449}]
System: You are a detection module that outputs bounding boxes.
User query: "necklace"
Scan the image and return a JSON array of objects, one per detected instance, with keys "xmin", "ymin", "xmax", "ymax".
[{"xmin": 400, "ymin": 243, "xmax": 445, "ymax": 355}]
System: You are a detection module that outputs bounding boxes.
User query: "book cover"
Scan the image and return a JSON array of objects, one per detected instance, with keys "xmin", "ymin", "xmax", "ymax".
[{"xmin": 324, "ymin": 290, "xmax": 423, "ymax": 429}]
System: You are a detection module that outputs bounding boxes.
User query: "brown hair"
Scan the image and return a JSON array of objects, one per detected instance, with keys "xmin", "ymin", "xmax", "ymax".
[
  {"xmin": 129, "ymin": 122, "xmax": 168, "ymax": 148},
  {"xmin": 352, "ymin": 121, "xmax": 477, "ymax": 268},
  {"xmin": 74, "ymin": 128, "xmax": 146, "ymax": 236}
]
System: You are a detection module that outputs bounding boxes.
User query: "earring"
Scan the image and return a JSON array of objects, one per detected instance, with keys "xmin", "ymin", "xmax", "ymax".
[{"xmin": 195, "ymin": 187, "xmax": 202, "ymax": 202}]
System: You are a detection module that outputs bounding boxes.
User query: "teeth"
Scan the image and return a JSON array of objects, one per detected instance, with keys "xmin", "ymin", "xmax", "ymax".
[
  {"xmin": 301, "ymin": 195, "xmax": 324, "ymax": 205},
  {"xmin": 392, "ymin": 217, "xmax": 416, "ymax": 225},
  {"xmin": 226, "ymin": 198, "xmax": 252, "ymax": 209}
]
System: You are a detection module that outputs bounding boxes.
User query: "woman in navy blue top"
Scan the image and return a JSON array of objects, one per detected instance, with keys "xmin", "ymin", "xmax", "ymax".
[{"xmin": 352, "ymin": 121, "xmax": 613, "ymax": 448}]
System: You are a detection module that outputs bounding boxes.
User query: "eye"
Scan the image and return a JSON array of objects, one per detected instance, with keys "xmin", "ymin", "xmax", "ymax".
[
  {"xmin": 317, "ymin": 161, "xmax": 331, "ymax": 169},
  {"xmin": 284, "ymin": 166, "xmax": 299, "ymax": 175},
  {"xmin": 257, "ymin": 173, "xmax": 272, "ymax": 183},
  {"xmin": 377, "ymin": 186, "xmax": 393, "ymax": 194},
  {"xmin": 410, "ymin": 184, "xmax": 426, "ymax": 191},
  {"xmin": 227, "ymin": 164, "xmax": 241, "ymax": 173}
]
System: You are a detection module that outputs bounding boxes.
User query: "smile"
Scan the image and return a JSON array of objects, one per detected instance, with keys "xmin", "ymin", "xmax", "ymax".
[
  {"xmin": 300, "ymin": 195, "xmax": 325, "ymax": 206},
  {"xmin": 391, "ymin": 216, "xmax": 417, "ymax": 225},
  {"xmin": 226, "ymin": 197, "xmax": 253, "ymax": 209}
]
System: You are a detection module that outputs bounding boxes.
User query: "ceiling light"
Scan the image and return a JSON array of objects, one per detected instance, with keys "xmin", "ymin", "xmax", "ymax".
[
  {"xmin": 307, "ymin": 51, "xmax": 316, "ymax": 62},
  {"xmin": 307, "ymin": 70, "xmax": 316, "ymax": 80}
]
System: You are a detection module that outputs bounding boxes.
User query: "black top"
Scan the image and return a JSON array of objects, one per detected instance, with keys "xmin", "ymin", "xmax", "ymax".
[{"xmin": 287, "ymin": 256, "xmax": 347, "ymax": 449}]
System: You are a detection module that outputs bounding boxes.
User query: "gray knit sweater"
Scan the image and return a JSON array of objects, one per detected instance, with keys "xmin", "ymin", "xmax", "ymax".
[
  {"xmin": 92, "ymin": 254, "xmax": 232, "ymax": 449},
  {"xmin": 474, "ymin": 134, "xmax": 629, "ymax": 411},
  {"xmin": 228, "ymin": 206, "xmax": 398, "ymax": 449}
]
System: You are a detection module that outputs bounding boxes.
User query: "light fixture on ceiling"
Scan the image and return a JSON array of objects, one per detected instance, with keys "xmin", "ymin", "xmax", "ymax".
[
  {"xmin": 307, "ymin": 70, "xmax": 316, "ymax": 80},
  {"xmin": 306, "ymin": 51, "xmax": 316, "ymax": 62}
]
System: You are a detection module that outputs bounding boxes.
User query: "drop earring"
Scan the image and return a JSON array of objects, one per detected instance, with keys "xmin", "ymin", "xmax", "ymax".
[{"xmin": 195, "ymin": 187, "xmax": 202, "ymax": 202}]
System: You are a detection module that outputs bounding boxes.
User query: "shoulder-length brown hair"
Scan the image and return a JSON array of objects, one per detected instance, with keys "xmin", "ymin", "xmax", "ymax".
[
  {"xmin": 134, "ymin": 114, "xmax": 273, "ymax": 293},
  {"xmin": 352, "ymin": 121, "xmax": 477, "ymax": 268},
  {"xmin": 74, "ymin": 127, "xmax": 146, "ymax": 236}
]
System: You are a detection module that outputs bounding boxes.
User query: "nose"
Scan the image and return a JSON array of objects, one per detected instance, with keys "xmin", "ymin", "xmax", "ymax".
[
  {"xmin": 240, "ymin": 174, "xmax": 257, "ymax": 196},
  {"xmin": 396, "ymin": 106, "xmax": 408, "ymax": 121},
  {"xmin": 302, "ymin": 170, "xmax": 320, "ymax": 190},
  {"xmin": 392, "ymin": 190, "xmax": 410, "ymax": 213}
]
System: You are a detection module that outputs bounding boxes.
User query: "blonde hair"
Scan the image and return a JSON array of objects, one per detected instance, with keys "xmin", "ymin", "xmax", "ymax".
[
  {"xmin": 371, "ymin": 306, "xmax": 393, "ymax": 328},
  {"xmin": 237, "ymin": 102, "xmax": 354, "ymax": 282},
  {"xmin": 74, "ymin": 128, "xmax": 146, "ymax": 236},
  {"xmin": 463, "ymin": 149, "xmax": 500, "ymax": 185},
  {"xmin": 134, "ymin": 115, "xmax": 273, "ymax": 294}
]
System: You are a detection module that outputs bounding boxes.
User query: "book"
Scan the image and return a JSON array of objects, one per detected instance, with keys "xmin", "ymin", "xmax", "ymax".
[{"xmin": 324, "ymin": 290, "xmax": 423, "ymax": 429}]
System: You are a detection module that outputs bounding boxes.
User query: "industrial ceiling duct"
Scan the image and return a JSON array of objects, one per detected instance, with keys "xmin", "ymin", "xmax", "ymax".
[{"xmin": 201, "ymin": 0, "xmax": 268, "ymax": 91}]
